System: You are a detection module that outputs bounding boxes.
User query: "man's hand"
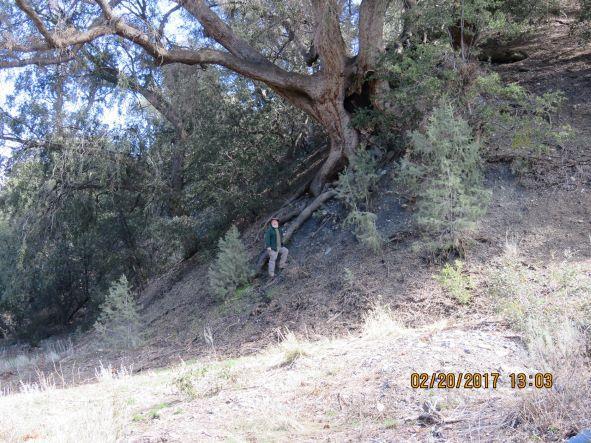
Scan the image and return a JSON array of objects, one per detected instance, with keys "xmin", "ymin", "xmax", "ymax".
[{"xmin": 267, "ymin": 247, "xmax": 272, "ymax": 253}]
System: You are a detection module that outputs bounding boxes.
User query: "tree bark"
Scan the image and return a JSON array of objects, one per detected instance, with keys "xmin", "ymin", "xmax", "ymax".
[
  {"xmin": 283, "ymin": 189, "xmax": 337, "ymax": 243},
  {"xmin": 309, "ymin": 107, "xmax": 358, "ymax": 196}
]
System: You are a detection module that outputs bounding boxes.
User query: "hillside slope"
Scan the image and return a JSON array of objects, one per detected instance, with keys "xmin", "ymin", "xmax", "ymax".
[
  {"xmin": 131, "ymin": 16, "xmax": 591, "ymax": 366},
  {"xmin": 1, "ymin": 17, "xmax": 591, "ymax": 443},
  {"xmin": 2, "ymin": 309, "xmax": 534, "ymax": 442}
]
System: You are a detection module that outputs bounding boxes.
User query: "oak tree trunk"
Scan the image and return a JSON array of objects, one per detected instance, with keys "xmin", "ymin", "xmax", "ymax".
[{"xmin": 309, "ymin": 103, "xmax": 359, "ymax": 196}]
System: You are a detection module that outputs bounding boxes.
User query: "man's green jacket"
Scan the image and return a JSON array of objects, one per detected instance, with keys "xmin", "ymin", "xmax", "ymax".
[{"xmin": 264, "ymin": 226, "xmax": 282, "ymax": 252}]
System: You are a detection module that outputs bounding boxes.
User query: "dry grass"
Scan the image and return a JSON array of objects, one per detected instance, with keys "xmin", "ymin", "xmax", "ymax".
[
  {"xmin": 172, "ymin": 359, "xmax": 240, "ymax": 399},
  {"xmin": 0, "ymin": 374, "xmax": 130, "ymax": 442},
  {"xmin": 361, "ymin": 302, "xmax": 406, "ymax": 339},
  {"xmin": 0, "ymin": 338, "xmax": 73, "ymax": 375},
  {"xmin": 0, "ymin": 278, "xmax": 587, "ymax": 442},
  {"xmin": 486, "ymin": 241, "xmax": 591, "ymax": 440},
  {"xmin": 277, "ymin": 330, "xmax": 311, "ymax": 366}
]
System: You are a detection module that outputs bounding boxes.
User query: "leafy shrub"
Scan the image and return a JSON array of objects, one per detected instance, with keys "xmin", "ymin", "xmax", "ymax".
[
  {"xmin": 437, "ymin": 260, "xmax": 473, "ymax": 304},
  {"xmin": 405, "ymin": 0, "xmax": 502, "ymax": 47},
  {"xmin": 572, "ymin": 0, "xmax": 591, "ymax": 41},
  {"xmin": 208, "ymin": 225, "xmax": 253, "ymax": 301},
  {"xmin": 500, "ymin": 0, "xmax": 561, "ymax": 21},
  {"xmin": 404, "ymin": 0, "xmax": 560, "ymax": 51},
  {"xmin": 353, "ymin": 43, "xmax": 462, "ymax": 147},
  {"xmin": 336, "ymin": 149, "xmax": 383, "ymax": 252},
  {"xmin": 343, "ymin": 211, "xmax": 383, "ymax": 253},
  {"xmin": 336, "ymin": 148, "xmax": 379, "ymax": 210},
  {"xmin": 94, "ymin": 276, "xmax": 143, "ymax": 349},
  {"xmin": 173, "ymin": 362, "xmax": 238, "ymax": 399},
  {"xmin": 355, "ymin": 43, "xmax": 570, "ymax": 169},
  {"xmin": 399, "ymin": 102, "xmax": 490, "ymax": 257},
  {"xmin": 472, "ymin": 73, "xmax": 572, "ymax": 166}
]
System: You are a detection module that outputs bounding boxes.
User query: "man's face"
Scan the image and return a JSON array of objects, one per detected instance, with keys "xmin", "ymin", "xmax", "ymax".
[{"xmin": 271, "ymin": 219, "xmax": 279, "ymax": 228}]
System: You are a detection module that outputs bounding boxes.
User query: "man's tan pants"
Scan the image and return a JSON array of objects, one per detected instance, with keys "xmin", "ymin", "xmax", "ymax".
[{"xmin": 268, "ymin": 247, "xmax": 289, "ymax": 277}]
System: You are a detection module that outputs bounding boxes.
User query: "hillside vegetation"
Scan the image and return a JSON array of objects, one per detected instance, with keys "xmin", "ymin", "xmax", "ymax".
[{"xmin": 1, "ymin": 0, "xmax": 591, "ymax": 442}]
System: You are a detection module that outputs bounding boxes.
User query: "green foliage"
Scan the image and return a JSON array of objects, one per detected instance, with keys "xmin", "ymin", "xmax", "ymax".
[
  {"xmin": 160, "ymin": 67, "xmax": 315, "ymax": 226},
  {"xmin": 472, "ymin": 73, "xmax": 571, "ymax": 162},
  {"xmin": 576, "ymin": 0, "xmax": 591, "ymax": 24},
  {"xmin": 400, "ymin": 102, "xmax": 490, "ymax": 255},
  {"xmin": 208, "ymin": 226, "xmax": 253, "ymax": 302},
  {"xmin": 0, "ymin": 65, "xmax": 313, "ymax": 338},
  {"xmin": 336, "ymin": 148, "xmax": 379, "ymax": 210},
  {"xmin": 572, "ymin": 1, "xmax": 591, "ymax": 42},
  {"xmin": 359, "ymin": 43, "xmax": 569, "ymax": 161},
  {"xmin": 437, "ymin": 260, "xmax": 473, "ymax": 304},
  {"xmin": 0, "ymin": 0, "xmax": 574, "ymax": 341},
  {"xmin": 336, "ymin": 149, "xmax": 383, "ymax": 252},
  {"xmin": 0, "ymin": 136, "xmax": 150, "ymax": 339},
  {"xmin": 173, "ymin": 362, "xmax": 238, "ymax": 399},
  {"xmin": 499, "ymin": 0, "xmax": 562, "ymax": 22},
  {"xmin": 353, "ymin": 44, "xmax": 460, "ymax": 147},
  {"xmin": 406, "ymin": 0, "xmax": 503, "ymax": 44},
  {"xmin": 132, "ymin": 402, "xmax": 173, "ymax": 422},
  {"xmin": 580, "ymin": 0, "xmax": 591, "ymax": 20},
  {"xmin": 404, "ymin": 0, "xmax": 560, "ymax": 49},
  {"xmin": 343, "ymin": 211, "xmax": 383, "ymax": 253},
  {"xmin": 94, "ymin": 276, "xmax": 143, "ymax": 349}
]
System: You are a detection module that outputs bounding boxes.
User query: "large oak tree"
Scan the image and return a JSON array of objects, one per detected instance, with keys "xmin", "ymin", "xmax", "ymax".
[{"xmin": 0, "ymin": 0, "xmax": 394, "ymax": 197}]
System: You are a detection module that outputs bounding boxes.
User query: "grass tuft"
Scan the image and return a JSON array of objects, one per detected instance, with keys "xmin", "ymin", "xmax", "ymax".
[
  {"xmin": 362, "ymin": 303, "xmax": 405, "ymax": 339},
  {"xmin": 278, "ymin": 331, "xmax": 310, "ymax": 367}
]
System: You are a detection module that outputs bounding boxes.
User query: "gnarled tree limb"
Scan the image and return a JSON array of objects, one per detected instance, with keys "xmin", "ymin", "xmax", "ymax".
[{"xmin": 283, "ymin": 189, "xmax": 337, "ymax": 243}]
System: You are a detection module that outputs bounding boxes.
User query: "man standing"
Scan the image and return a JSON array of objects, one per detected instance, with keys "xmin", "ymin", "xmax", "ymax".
[{"xmin": 264, "ymin": 217, "xmax": 289, "ymax": 278}]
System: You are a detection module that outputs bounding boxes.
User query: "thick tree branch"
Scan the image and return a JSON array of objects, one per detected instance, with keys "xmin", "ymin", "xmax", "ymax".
[
  {"xmin": 158, "ymin": 4, "xmax": 182, "ymax": 40},
  {"xmin": 0, "ymin": 52, "xmax": 74, "ymax": 68},
  {"xmin": 14, "ymin": 0, "xmax": 58, "ymax": 47},
  {"xmin": 350, "ymin": 0, "xmax": 392, "ymax": 101},
  {"xmin": 0, "ymin": 25, "xmax": 114, "ymax": 54},
  {"xmin": 310, "ymin": 0, "xmax": 347, "ymax": 76},
  {"xmin": 357, "ymin": 0, "xmax": 391, "ymax": 72},
  {"xmin": 175, "ymin": 0, "xmax": 268, "ymax": 64},
  {"xmin": 282, "ymin": 20, "xmax": 318, "ymax": 67},
  {"xmin": 93, "ymin": 0, "xmax": 314, "ymax": 95},
  {"xmin": 283, "ymin": 189, "xmax": 337, "ymax": 243},
  {"xmin": 0, "ymin": 0, "xmax": 389, "ymax": 198},
  {"xmin": 0, "ymin": 0, "xmax": 123, "ymax": 69},
  {"xmin": 3, "ymin": 0, "xmax": 317, "ymax": 101}
]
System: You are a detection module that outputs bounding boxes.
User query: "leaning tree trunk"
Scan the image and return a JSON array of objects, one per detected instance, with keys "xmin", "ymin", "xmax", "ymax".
[{"xmin": 309, "ymin": 101, "xmax": 359, "ymax": 196}]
